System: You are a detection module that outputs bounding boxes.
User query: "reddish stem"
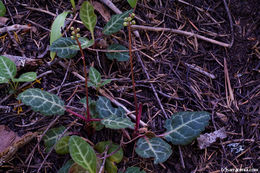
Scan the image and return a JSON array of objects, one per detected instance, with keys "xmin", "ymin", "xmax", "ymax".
[
  {"xmin": 66, "ymin": 108, "xmax": 88, "ymax": 122},
  {"xmin": 66, "ymin": 108, "xmax": 101, "ymax": 122},
  {"xmin": 134, "ymin": 103, "xmax": 142, "ymax": 135},
  {"xmin": 127, "ymin": 24, "xmax": 138, "ymax": 121},
  {"xmin": 74, "ymin": 35, "xmax": 91, "ymax": 121}
]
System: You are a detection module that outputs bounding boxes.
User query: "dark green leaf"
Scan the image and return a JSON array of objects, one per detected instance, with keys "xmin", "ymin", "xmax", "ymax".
[
  {"xmin": 135, "ymin": 137, "xmax": 172, "ymax": 164},
  {"xmin": 106, "ymin": 44, "xmax": 129, "ymax": 61},
  {"xmin": 69, "ymin": 136, "xmax": 97, "ymax": 173},
  {"xmin": 103, "ymin": 10, "xmax": 133, "ymax": 35},
  {"xmin": 80, "ymin": 1, "xmax": 97, "ymax": 40},
  {"xmin": 69, "ymin": 163, "xmax": 88, "ymax": 173},
  {"xmin": 163, "ymin": 111, "xmax": 211, "ymax": 145},
  {"xmin": 43, "ymin": 126, "xmax": 66, "ymax": 152},
  {"xmin": 105, "ymin": 160, "xmax": 118, "ymax": 173},
  {"xmin": 17, "ymin": 88, "xmax": 65, "ymax": 116},
  {"xmin": 96, "ymin": 96, "xmax": 126, "ymax": 118}
]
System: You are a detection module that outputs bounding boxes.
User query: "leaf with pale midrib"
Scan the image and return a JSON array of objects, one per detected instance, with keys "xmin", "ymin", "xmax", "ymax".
[
  {"xmin": 0, "ymin": 56, "xmax": 16, "ymax": 80},
  {"xmin": 69, "ymin": 136, "xmax": 97, "ymax": 173},
  {"xmin": 135, "ymin": 137, "xmax": 172, "ymax": 164},
  {"xmin": 163, "ymin": 111, "xmax": 211, "ymax": 145},
  {"xmin": 43, "ymin": 126, "xmax": 66, "ymax": 152},
  {"xmin": 17, "ymin": 88, "xmax": 65, "ymax": 116},
  {"xmin": 101, "ymin": 114, "xmax": 134, "ymax": 129},
  {"xmin": 103, "ymin": 10, "xmax": 133, "ymax": 35}
]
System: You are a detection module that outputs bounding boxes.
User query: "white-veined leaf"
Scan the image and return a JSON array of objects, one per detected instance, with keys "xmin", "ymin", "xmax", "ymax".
[
  {"xmin": 163, "ymin": 111, "xmax": 211, "ymax": 145},
  {"xmin": 50, "ymin": 37, "xmax": 94, "ymax": 58},
  {"xmin": 89, "ymin": 67, "xmax": 101, "ymax": 86},
  {"xmin": 101, "ymin": 114, "xmax": 134, "ymax": 129},
  {"xmin": 43, "ymin": 126, "xmax": 66, "ymax": 152},
  {"xmin": 135, "ymin": 137, "xmax": 172, "ymax": 164},
  {"xmin": 103, "ymin": 10, "xmax": 133, "ymax": 35},
  {"xmin": 105, "ymin": 44, "xmax": 129, "ymax": 61},
  {"xmin": 55, "ymin": 136, "xmax": 70, "ymax": 154},
  {"xmin": 80, "ymin": 1, "xmax": 97, "ymax": 40},
  {"xmin": 50, "ymin": 11, "xmax": 70, "ymax": 60},
  {"xmin": 69, "ymin": 136, "xmax": 97, "ymax": 173},
  {"xmin": 96, "ymin": 96, "xmax": 126, "ymax": 118},
  {"xmin": 0, "ymin": 56, "xmax": 16, "ymax": 80},
  {"xmin": 17, "ymin": 88, "xmax": 65, "ymax": 116},
  {"xmin": 13, "ymin": 72, "xmax": 37, "ymax": 82}
]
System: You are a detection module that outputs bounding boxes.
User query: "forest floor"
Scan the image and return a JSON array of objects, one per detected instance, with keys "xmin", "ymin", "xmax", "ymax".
[{"xmin": 0, "ymin": 0, "xmax": 259, "ymax": 172}]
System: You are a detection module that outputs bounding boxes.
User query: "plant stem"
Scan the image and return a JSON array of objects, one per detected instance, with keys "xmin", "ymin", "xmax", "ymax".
[
  {"xmin": 134, "ymin": 103, "xmax": 142, "ymax": 135},
  {"xmin": 127, "ymin": 24, "xmax": 138, "ymax": 121},
  {"xmin": 66, "ymin": 108, "xmax": 88, "ymax": 122},
  {"xmin": 74, "ymin": 36, "xmax": 91, "ymax": 121}
]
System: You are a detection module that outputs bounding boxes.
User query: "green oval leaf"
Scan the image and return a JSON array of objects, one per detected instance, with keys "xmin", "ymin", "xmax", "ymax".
[
  {"xmin": 43, "ymin": 126, "xmax": 66, "ymax": 152},
  {"xmin": 57, "ymin": 159, "xmax": 74, "ymax": 173},
  {"xmin": 94, "ymin": 141, "xmax": 123, "ymax": 163},
  {"xmin": 96, "ymin": 96, "xmax": 126, "ymax": 118},
  {"xmin": 50, "ymin": 11, "xmax": 70, "ymax": 60},
  {"xmin": 125, "ymin": 167, "xmax": 146, "ymax": 173},
  {"xmin": 127, "ymin": 0, "xmax": 138, "ymax": 8},
  {"xmin": 69, "ymin": 136, "xmax": 97, "ymax": 173},
  {"xmin": 13, "ymin": 72, "xmax": 37, "ymax": 82},
  {"xmin": 105, "ymin": 44, "xmax": 129, "ymax": 61},
  {"xmin": 17, "ymin": 88, "xmax": 65, "ymax": 116},
  {"xmin": 0, "ymin": 1, "xmax": 6, "ymax": 17},
  {"xmin": 101, "ymin": 114, "xmax": 134, "ymax": 129},
  {"xmin": 0, "ymin": 56, "xmax": 17, "ymax": 80},
  {"xmin": 135, "ymin": 137, "xmax": 172, "ymax": 164},
  {"xmin": 80, "ymin": 1, "xmax": 97, "ymax": 40},
  {"xmin": 89, "ymin": 67, "xmax": 101, "ymax": 86},
  {"xmin": 103, "ymin": 10, "xmax": 133, "ymax": 35},
  {"xmin": 163, "ymin": 111, "xmax": 211, "ymax": 145},
  {"xmin": 55, "ymin": 136, "xmax": 70, "ymax": 154}
]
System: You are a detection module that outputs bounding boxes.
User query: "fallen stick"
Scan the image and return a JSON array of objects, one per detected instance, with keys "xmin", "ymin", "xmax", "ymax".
[{"xmin": 131, "ymin": 25, "xmax": 231, "ymax": 48}]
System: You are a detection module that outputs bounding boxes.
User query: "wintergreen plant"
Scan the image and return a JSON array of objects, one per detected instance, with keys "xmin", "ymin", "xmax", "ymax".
[
  {"xmin": 0, "ymin": 56, "xmax": 37, "ymax": 91},
  {"xmin": 16, "ymin": 1, "xmax": 211, "ymax": 172}
]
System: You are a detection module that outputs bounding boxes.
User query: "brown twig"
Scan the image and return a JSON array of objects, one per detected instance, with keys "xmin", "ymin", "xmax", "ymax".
[{"xmin": 131, "ymin": 25, "xmax": 232, "ymax": 47}]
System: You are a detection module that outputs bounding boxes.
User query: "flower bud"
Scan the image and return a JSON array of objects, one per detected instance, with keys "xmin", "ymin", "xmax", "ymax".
[
  {"xmin": 76, "ymin": 33, "xmax": 81, "ymax": 38},
  {"xmin": 70, "ymin": 27, "xmax": 74, "ymax": 31},
  {"xmin": 71, "ymin": 35, "xmax": 74, "ymax": 40},
  {"xmin": 76, "ymin": 28, "xmax": 80, "ymax": 32},
  {"xmin": 131, "ymin": 13, "xmax": 135, "ymax": 18},
  {"xmin": 71, "ymin": 31, "xmax": 75, "ymax": 35},
  {"xmin": 123, "ymin": 22, "xmax": 128, "ymax": 26},
  {"xmin": 131, "ymin": 20, "xmax": 136, "ymax": 25},
  {"xmin": 127, "ymin": 17, "xmax": 132, "ymax": 22},
  {"xmin": 124, "ymin": 17, "xmax": 128, "ymax": 22}
]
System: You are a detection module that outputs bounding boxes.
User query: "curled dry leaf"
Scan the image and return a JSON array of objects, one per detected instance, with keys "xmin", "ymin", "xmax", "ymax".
[
  {"xmin": 92, "ymin": 1, "xmax": 110, "ymax": 22},
  {"xmin": 197, "ymin": 127, "xmax": 227, "ymax": 149},
  {"xmin": 0, "ymin": 125, "xmax": 38, "ymax": 165}
]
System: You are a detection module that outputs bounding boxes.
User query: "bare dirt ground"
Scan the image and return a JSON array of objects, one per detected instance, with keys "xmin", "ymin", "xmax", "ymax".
[{"xmin": 0, "ymin": 0, "xmax": 259, "ymax": 172}]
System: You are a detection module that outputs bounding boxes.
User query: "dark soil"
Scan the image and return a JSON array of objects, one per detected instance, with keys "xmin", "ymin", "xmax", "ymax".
[{"xmin": 0, "ymin": 0, "xmax": 259, "ymax": 173}]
